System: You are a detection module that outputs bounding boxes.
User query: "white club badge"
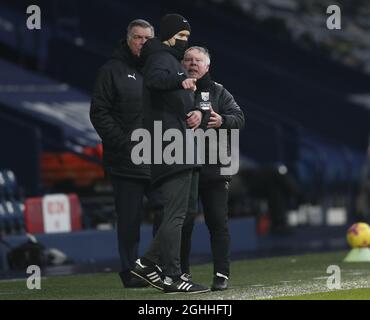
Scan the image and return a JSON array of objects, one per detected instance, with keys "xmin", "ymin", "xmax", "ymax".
[
  {"xmin": 200, "ymin": 92, "xmax": 211, "ymax": 110},
  {"xmin": 201, "ymin": 92, "xmax": 210, "ymax": 101}
]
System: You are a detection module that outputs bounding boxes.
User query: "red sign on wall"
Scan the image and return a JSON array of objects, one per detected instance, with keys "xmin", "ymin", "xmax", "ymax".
[{"xmin": 24, "ymin": 194, "xmax": 82, "ymax": 234}]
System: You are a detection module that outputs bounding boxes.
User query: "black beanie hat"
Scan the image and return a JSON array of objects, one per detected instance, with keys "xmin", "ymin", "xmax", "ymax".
[{"xmin": 160, "ymin": 14, "xmax": 191, "ymax": 41}]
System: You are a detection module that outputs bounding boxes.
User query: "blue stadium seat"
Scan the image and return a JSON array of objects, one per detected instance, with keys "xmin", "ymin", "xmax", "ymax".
[
  {"xmin": 0, "ymin": 171, "xmax": 6, "ymax": 200},
  {"xmin": 0, "ymin": 200, "xmax": 24, "ymax": 234},
  {"xmin": 0, "ymin": 201, "xmax": 12, "ymax": 234},
  {"xmin": 0, "ymin": 170, "xmax": 25, "ymax": 234},
  {"xmin": 1, "ymin": 170, "xmax": 17, "ymax": 198},
  {"xmin": 11, "ymin": 200, "xmax": 25, "ymax": 233},
  {"xmin": 3, "ymin": 201, "xmax": 24, "ymax": 234},
  {"xmin": 0, "ymin": 201, "xmax": 6, "ymax": 232}
]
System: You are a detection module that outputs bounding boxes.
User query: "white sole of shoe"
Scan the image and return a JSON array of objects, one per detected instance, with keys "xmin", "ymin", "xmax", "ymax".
[
  {"xmin": 164, "ymin": 288, "xmax": 211, "ymax": 294},
  {"xmin": 130, "ymin": 270, "xmax": 164, "ymax": 291}
]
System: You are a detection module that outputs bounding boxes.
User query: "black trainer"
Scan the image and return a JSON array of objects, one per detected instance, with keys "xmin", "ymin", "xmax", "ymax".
[
  {"xmin": 211, "ymin": 274, "xmax": 228, "ymax": 291},
  {"xmin": 164, "ymin": 274, "xmax": 210, "ymax": 294},
  {"xmin": 155, "ymin": 264, "xmax": 164, "ymax": 280},
  {"xmin": 119, "ymin": 271, "xmax": 149, "ymax": 288},
  {"xmin": 130, "ymin": 259, "xmax": 164, "ymax": 290}
]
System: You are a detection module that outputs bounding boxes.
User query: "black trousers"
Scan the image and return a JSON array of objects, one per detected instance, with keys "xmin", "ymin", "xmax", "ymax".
[
  {"xmin": 144, "ymin": 169, "xmax": 199, "ymax": 278},
  {"xmin": 181, "ymin": 180, "xmax": 230, "ymax": 277},
  {"xmin": 110, "ymin": 175, "xmax": 150, "ymax": 273}
]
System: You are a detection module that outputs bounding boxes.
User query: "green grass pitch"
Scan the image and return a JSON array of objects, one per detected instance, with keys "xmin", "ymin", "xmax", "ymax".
[{"xmin": 1, "ymin": 251, "xmax": 369, "ymax": 300}]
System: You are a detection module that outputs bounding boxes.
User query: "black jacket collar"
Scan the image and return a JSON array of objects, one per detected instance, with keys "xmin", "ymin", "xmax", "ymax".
[
  {"xmin": 141, "ymin": 38, "xmax": 184, "ymax": 62},
  {"xmin": 112, "ymin": 40, "xmax": 141, "ymax": 68},
  {"xmin": 195, "ymin": 72, "xmax": 212, "ymax": 91}
]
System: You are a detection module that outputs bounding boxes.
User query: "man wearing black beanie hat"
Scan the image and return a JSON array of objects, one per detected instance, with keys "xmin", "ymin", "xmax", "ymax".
[
  {"xmin": 160, "ymin": 13, "xmax": 191, "ymax": 42},
  {"xmin": 130, "ymin": 14, "xmax": 209, "ymax": 294}
]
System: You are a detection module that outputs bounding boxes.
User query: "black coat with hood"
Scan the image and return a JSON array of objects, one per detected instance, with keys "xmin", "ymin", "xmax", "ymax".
[
  {"xmin": 90, "ymin": 41, "xmax": 150, "ymax": 179},
  {"xmin": 141, "ymin": 38, "xmax": 202, "ymax": 185}
]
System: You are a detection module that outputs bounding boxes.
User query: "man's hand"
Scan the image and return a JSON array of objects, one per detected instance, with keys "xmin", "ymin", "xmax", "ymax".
[
  {"xmin": 207, "ymin": 107, "xmax": 223, "ymax": 128},
  {"xmin": 186, "ymin": 110, "xmax": 202, "ymax": 130},
  {"xmin": 182, "ymin": 78, "xmax": 197, "ymax": 91}
]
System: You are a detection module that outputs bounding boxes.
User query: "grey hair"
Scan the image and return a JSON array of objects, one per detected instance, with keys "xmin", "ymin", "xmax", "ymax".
[
  {"xmin": 185, "ymin": 46, "xmax": 211, "ymax": 66},
  {"xmin": 127, "ymin": 19, "xmax": 154, "ymax": 38}
]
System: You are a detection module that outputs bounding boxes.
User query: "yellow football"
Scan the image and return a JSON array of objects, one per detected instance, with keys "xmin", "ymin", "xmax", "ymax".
[{"xmin": 347, "ymin": 222, "xmax": 370, "ymax": 248}]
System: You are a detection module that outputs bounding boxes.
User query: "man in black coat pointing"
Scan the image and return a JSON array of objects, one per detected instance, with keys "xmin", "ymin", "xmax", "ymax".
[{"xmin": 130, "ymin": 14, "xmax": 210, "ymax": 294}]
